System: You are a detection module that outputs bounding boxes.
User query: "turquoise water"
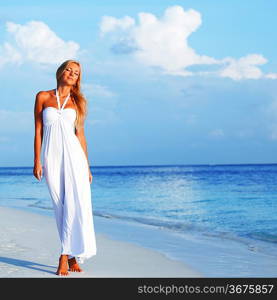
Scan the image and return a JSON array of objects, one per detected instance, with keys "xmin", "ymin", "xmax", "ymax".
[{"xmin": 1, "ymin": 164, "xmax": 277, "ymax": 276}]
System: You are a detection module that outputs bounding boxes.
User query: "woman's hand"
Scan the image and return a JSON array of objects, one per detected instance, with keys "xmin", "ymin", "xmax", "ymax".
[
  {"xmin": 33, "ymin": 162, "xmax": 43, "ymax": 181},
  {"xmin": 88, "ymin": 168, "xmax": 93, "ymax": 184}
]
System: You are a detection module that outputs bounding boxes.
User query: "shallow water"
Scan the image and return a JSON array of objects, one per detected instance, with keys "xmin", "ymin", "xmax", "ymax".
[{"xmin": 1, "ymin": 164, "xmax": 277, "ymax": 276}]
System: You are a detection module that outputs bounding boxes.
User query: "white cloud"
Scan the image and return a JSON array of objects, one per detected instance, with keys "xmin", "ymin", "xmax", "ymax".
[
  {"xmin": 100, "ymin": 5, "xmax": 276, "ymax": 80},
  {"xmin": 219, "ymin": 54, "xmax": 267, "ymax": 80},
  {"xmin": 0, "ymin": 21, "xmax": 80, "ymax": 67},
  {"xmin": 0, "ymin": 42, "xmax": 22, "ymax": 67},
  {"xmin": 101, "ymin": 6, "xmax": 218, "ymax": 76},
  {"xmin": 265, "ymin": 73, "xmax": 277, "ymax": 79},
  {"xmin": 100, "ymin": 16, "xmax": 135, "ymax": 36}
]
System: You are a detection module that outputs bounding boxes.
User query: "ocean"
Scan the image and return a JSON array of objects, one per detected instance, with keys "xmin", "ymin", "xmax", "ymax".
[{"xmin": 1, "ymin": 164, "xmax": 277, "ymax": 277}]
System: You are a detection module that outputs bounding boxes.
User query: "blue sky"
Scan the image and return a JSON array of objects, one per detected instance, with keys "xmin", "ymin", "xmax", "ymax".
[{"xmin": 0, "ymin": 0, "xmax": 277, "ymax": 166}]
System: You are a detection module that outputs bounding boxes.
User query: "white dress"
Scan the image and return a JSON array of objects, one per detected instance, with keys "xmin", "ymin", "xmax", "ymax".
[{"xmin": 41, "ymin": 89, "xmax": 97, "ymax": 264}]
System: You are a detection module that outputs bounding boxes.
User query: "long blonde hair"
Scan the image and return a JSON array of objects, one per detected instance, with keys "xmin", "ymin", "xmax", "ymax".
[{"xmin": 56, "ymin": 59, "xmax": 87, "ymax": 130}]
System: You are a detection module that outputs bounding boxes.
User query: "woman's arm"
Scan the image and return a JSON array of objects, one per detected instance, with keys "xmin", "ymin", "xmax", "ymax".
[
  {"xmin": 33, "ymin": 91, "xmax": 45, "ymax": 181},
  {"xmin": 34, "ymin": 92, "xmax": 44, "ymax": 165}
]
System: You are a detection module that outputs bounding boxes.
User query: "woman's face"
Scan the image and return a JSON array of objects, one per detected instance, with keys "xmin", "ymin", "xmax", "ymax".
[{"xmin": 61, "ymin": 63, "xmax": 80, "ymax": 86}]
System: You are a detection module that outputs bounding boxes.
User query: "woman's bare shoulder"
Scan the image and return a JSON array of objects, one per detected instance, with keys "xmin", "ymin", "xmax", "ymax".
[
  {"xmin": 36, "ymin": 89, "xmax": 55, "ymax": 100},
  {"xmin": 35, "ymin": 89, "xmax": 55, "ymax": 108}
]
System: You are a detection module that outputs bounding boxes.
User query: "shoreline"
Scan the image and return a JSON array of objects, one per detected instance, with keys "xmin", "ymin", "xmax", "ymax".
[
  {"xmin": 1, "ymin": 203, "xmax": 277, "ymax": 277},
  {"xmin": 0, "ymin": 205, "xmax": 202, "ymax": 278}
]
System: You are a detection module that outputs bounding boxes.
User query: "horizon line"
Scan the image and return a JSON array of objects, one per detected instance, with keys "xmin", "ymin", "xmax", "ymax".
[{"xmin": 1, "ymin": 162, "xmax": 277, "ymax": 168}]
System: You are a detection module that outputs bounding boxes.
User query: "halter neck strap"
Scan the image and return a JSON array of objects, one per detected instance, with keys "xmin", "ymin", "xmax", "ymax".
[{"xmin": 55, "ymin": 89, "xmax": 71, "ymax": 111}]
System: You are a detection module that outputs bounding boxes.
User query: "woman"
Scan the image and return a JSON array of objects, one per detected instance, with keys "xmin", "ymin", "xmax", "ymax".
[{"xmin": 33, "ymin": 60, "xmax": 97, "ymax": 276}]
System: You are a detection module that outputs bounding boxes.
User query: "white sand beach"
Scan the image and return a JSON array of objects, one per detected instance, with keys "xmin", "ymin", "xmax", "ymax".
[{"xmin": 0, "ymin": 206, "xmax": 202, "ymax": 278}]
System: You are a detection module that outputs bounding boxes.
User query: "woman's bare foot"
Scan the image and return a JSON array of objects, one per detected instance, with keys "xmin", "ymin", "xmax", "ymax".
[
  {"xmin": 68, "ymin": 257, "xmax": 83, "ymax": 272},
  {"xmin": 56, "ymin": 255, "xmax": 69, "ymax": 276}
]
